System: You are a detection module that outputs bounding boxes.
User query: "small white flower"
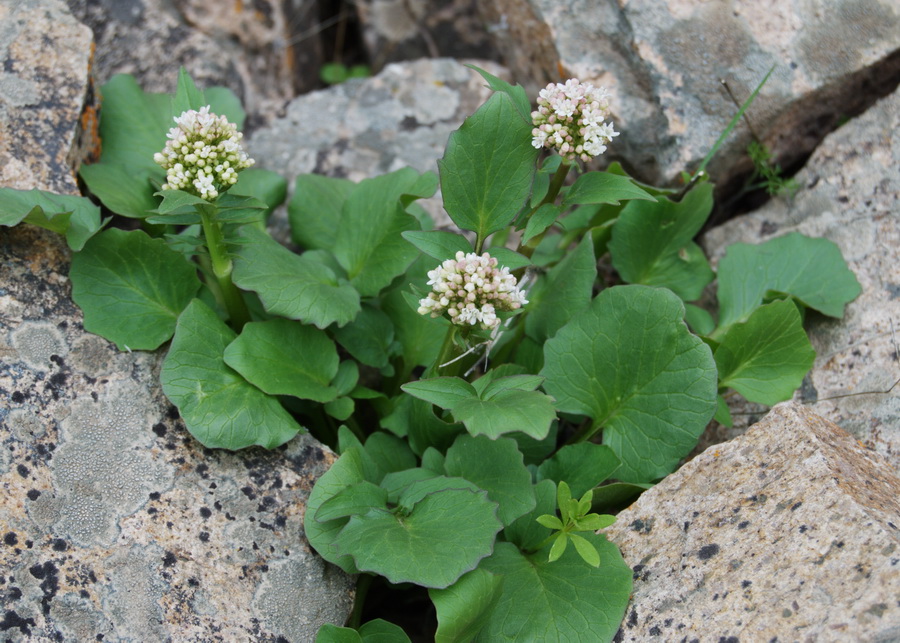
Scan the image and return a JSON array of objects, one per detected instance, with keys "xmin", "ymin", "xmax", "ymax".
[
  {"xmin": 155, "ymin": 105, "xmax": 254, "ymax": 200},
  {"xmin": 417, "ymin": 251, "xmax": 528, "ymax": 330},
  {"xmin": 531, "ymin": 79, "xmax": 618, "ymax": 162}
]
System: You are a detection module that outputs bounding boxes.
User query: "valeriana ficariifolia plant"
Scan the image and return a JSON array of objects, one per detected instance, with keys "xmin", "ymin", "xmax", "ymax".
[{"xmin": 0, "ymin": 64, "xmax": 861, "ymax": 642}]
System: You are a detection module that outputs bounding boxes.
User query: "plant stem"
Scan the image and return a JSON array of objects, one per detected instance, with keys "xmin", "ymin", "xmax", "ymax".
[
  {"xmin": 347, "ymin": 574, "xmax": 373, "ymax": 629},
  {"xmin": 197, "ymin": 203, "xmax": 250, "ymax": 329},
  {"xmin": 516, "ymin": 161, "xmax": 572, "ymax": 260},
  {"xmin": 428, "ymin": 324, "xmax": 463, "ymax": 378},
  {"xmin": 566, "ymin": 417, "xmax": 603, "ymax": 445}
]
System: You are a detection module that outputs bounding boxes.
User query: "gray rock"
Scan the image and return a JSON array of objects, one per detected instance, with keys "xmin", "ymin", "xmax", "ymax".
[
  {"xmin": 65, "ymin": 0, "xmax": 315, "ymax": 126},
  {"xmin": 603, "ymin": 403, "xmax": 900, "ymax": 642},
  {"xmin": 355, "ymin": 0, "xmax": 500, "ymax": 70},
  {"xmin": 0, "ymin": 0, "xmax": 95, "ymax": 195},
  {"xmin": 0, "ymin": 226, "xmax": 355, "ymax": 640},
  {"xmin": 702, "ymin": 85, "xmax": 900, "ymax": 470},
  {"xmin": 0, "ymin": 226, "xmax": 353, "ymax": 641},
  {"xmin": 246, "ymin": 57, "xmax": 507, "ymax": 227},
  {"xmin": 478, "ymin": 0, "xmax": 900, "ymax": 188}
]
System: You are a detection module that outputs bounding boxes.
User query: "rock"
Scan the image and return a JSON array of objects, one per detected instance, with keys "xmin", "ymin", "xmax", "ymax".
[
  {"xmin": 246, "ymin": 57, "xmax": 507, "ymax": 227},
  {"xmin": 65, "ymin": 0, "xmax": 315, "ymax": 126},
  {"xmin": 702, "ymin": 85, "xmax": 900, "ymax": 470},
  {"xmin": 0, "ymin": 225, "xmax": 355, "ymax": 640},
  {"xmin": 478, "ymin": 0, "xmax": 900, "ymax": 189},
  {"xmin": 0, "ymin": 0, "xmax": 95, "ymax": 195},
  {"xmin": 354, "ymin": 0, "xmax": 500, "ymax": 70},
  {"xmin": 603, "ymin": 403, "xmax": 900, "ymax": 642}
]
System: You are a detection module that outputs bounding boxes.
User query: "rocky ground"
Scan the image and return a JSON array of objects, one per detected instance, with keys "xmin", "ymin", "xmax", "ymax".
[{"xmin": 1, "ymin": 0, "xmax": 898, "ymax": 640}]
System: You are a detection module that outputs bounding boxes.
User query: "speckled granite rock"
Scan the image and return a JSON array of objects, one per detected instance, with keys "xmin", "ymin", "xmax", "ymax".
[
  {"xmin": 354, "ymin": 0, "xmax": 500, "ymax": 70},
  {"xmin": 246, "ymin": 57, "xmax": 507, "ymax": 227},
  {"xmin": 0, "ymin": 0, "xmax": 95, "ymax": 195},
  {"xmin": 478, "ymin": 0, "xmax": 900, "ymax": 188},
  {"xmin": 604, "ymin": 403, "xmax": 900, "ymax": 642},
  {"xmin": 65, "ymin": 0, "xmax": 313, "ymax": 126},
  {"xmin": 0, "ymin": 225, "xmax": 355, "ymax": 638},
  {"xmin": 701, "ymin": 85, "xmax": 900, "ymax": 470}
]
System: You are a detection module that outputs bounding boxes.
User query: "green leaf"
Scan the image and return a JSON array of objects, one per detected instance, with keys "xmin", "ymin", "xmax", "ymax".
[
  {"xmin": 223, "ymin": 319, "xmax": 339, "ymax": 402},
  {"xmin": 477, "ymin": 374, "xmax": 545, "ymax": 399},
  {"xmin": 401, "ymin": 377, "xmax": 478, "ymax": 409},
  {"xmin": 715, "ymin": 232, "xmax": 861, "ymax": 331},
  {"xmin": 474, "ymin": 539, "xmax": 632, "ymax": 642},
  {"xmin": 557, "ymin": 481, "xmax": 573, "ymax": 523},
  {"xmin": 359, "ymin": 431, "xmax": 418, "ymax": 484},
  {"xmin": 332, "ymin": 303, "xmax": 394, "ymax": 368},
  {"xmin": 70, "ymin": 229, "xmax": 200, "ymax": 350},
  {"xmin": 161, "ymin": 300, "xmax": 304, "ymax": 449},
  {"xmin": 382, "ymin": 282, "xmax": 444, "ymax": 372},
  {"xmin": 79, "ymin": 163, "xmax": 158, "ymax": 219},
  {"xmin": 714, "ymin": 299, "xmax": 816, "ymax": 405},
  {"xmin": 541, "ymin": 285, "xmax": 718, "ymax": 482},
  {"xmin": 439, "ymin": 92, "xmax": 538, "ymax": 240},
  {"xmin": 503, "ymin": 479, "xmax": 556, "ymax": 552},
  {"xmin": 522, "ymin": 203, "xmax": 562, "ymax": 245},
  {"xmin": 0, "ymin": 187, "xmax": 102, "ymax": 250},
  {"xmin": 94, "ymin": 74, "xmax": 171, "ymax": 174},
  {"xmin": 289, "ymin": 174, "xmax": 354, "ymax": 251},
  {"xmin": 609, "ymin": 183, "xmax": 715, "ymax": 301},
  {"xmin": 421, "ymin": 447, "xmax": 445, "ymax": 474},
  {"xmin": 562, "ymin": 171, "xmax": 655, "ymax": 207},
  {"xmin": 714, "ymin": 395, "xmax": 733, "ymax": 427},
  {"xmin": 569, "ymin": 533, "xmax": 600, "ymax": 567},
  {"xmin": 315, "ymin": 481, "xmax": 388, "ymax": 522},
  {"xmin": 486, "ymin": 247, "xmax": 531, "ymax": 271},
  {"xmin": 548, "ymin": 533, "xmax": 568, "ymax": 562},
  {"xmin": 229, "ymin": 168, "xmax": 287, "ymax": 218},
  {"xmin": 332, "ymin": 361, "xmax": 360, "ymax": 397},
  {"xmin": 464, "ymin": 63, "xmax": 532, "ymax": 122},
  {"xmin": 325, "ymin": 397, "xmax": 355, "ymax": 421},
  {"xmin": 357, "ymin": 619, "xmax": 412, "ymax": 643},
  {"xmin": 402, "ymin": 230, "xmax": 472, "ymax": 261},
  {"xmin": 452, "ymin": 389, "xmax": 557, "ymax": 441},
  {"xmin": 537, "ymin": 443, "xmax": 621, "ymax": 499},
  {"xmin": 535, "ymin": 515, "xmax": 564, "ymax": 530},
  {"xmin": 173, "ymin": 67, "xmax": 206, "ymax": 115},
  {"xmin": 204, "ymin": 86, "xmax": 246, "ymax": 129},
  {"xmin": 231, "ymin": 226, "xmax": 360, "ymax": 328},
  {"xmin": 394, "ymin": 476, "xmax": 483, "ymax": 511},
  {"xmin": 685, "ymin": 303, "xmax": 715, "ymax": 336},
  {"xmin": 334, "ymin": 486, "xmax": 503, "ymax": 588},
  {"xmin": 525, "ymin": 234, "xmax": 596, "ymax": 343},
  {"xmin": 333, "ymin": 168, "xmax": 428, "ymax": 296},
  {"xmin": 316, "ymin": 623, "xmax": 361, "ymax": 643},
  {"xmin": 430, "ymin": 568, "xmax": 504, "ymax": 643},
  {"xmin": 444, "ymin": 435, "xmax": 536, "ymax": 526},
  {"xmin": 304, "ymin": 447, "xmax": 365, "ymax": 573},
  {"xmin": 382, "ymin": 394, "xmax": 463, "ymax": 456}
]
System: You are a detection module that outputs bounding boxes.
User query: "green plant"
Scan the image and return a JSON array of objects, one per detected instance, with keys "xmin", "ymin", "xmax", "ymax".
[{"xmin": 0, "ymin": 65, "xmax": 860, "ymax": 641}]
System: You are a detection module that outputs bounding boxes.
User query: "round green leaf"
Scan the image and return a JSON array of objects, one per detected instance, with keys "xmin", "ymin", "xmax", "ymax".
[
  {"xmin": 537, "ymin": 443, "xmax": 621, "ymax": 499},
  {"xmin": 714, "ymin": 299, "xmax": 816, "ymax": 405},
  {"xmin": 452, "ymin": 389, "xmax": 557, "ymax": 441},
  {"xmin": 334, "ymin": 485, "xmax": 502, "ymax": 588},
  {"xmin": 444, "ymin": 435, "xmax": 535, "ymax": 526},
  {"xmin": 71, "ymin": 228, "xmax": 201, "ymax": 350},
  {"xmin": 429, "ymin": 568, "xmax": 504, "ymax": 643},
  {"xmin": 715, "ymin": 231, "xmax": 861, "ymax": 330},
  {"xmin": 224, "ymin": 319, "xmax": 339, "ymax": 402},
  {"xmin": 475, "ymin": 539, "xmax": 631, "ymax": 642},
  {"xmin": 160, "ymin": 299, "xmax": 303, "ymax": 450},
  {"xmin": 541, "ymin": 285, "xmax": 717, "ymax": 482}
]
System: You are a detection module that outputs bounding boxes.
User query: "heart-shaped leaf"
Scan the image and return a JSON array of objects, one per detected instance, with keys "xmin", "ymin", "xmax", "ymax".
[
  {"xmin": 161, "ymin": 299, "xmax": 304, "ymax": 449},
  {"xmin": 541, "ymin": 285, "xmax": 717, "ymax": 482},
  {"xmin": 70, "ymin": 228, "xmax": 200, "ymax": 350}
]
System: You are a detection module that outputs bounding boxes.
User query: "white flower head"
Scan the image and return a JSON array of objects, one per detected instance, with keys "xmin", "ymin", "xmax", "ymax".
[
  {"xmin": 155, "ymin": 105, "xmax": 254, "ymax": 200},
  {"xmin": 417, "ymin": 251, "xmax": 528, "ymax": 330},
  {"xmin": 531, "ymin": 79, "xmax": 619, "ymax": 163}
]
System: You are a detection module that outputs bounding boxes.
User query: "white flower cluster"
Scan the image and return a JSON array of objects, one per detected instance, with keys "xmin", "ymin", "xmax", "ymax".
[
  {"xmin": 417, "ymin": 251, "xmax": 528, "ymax": 330},
  {"xmin": 531, "ymin": 79, "xmax": 619, "ymax": 162},
  {"xmin": 154, "ymin": 105, "xmax": 254, "ymax": 200}
]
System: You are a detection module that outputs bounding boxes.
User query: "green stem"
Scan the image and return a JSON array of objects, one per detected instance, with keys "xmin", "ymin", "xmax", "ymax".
[
  {"xmin": 197, "ymin": 203, "xmax": 250, "ymax": 329},
  {"xmin": 516, "ymin": 161, "xmax": 573, "ymax": 261},
  {"xmin": 347, "ymin": 574, "xmax": 373, "ymax": 629},
  {"xmin": 427, "ymin": 324, "xmax": 464, "ymax": 378}
]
